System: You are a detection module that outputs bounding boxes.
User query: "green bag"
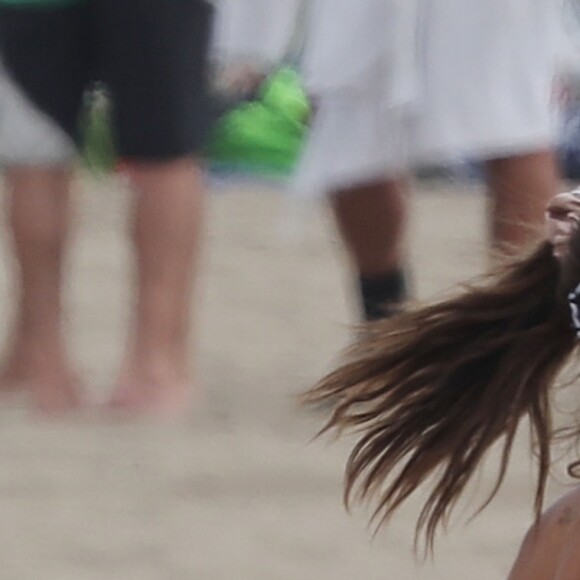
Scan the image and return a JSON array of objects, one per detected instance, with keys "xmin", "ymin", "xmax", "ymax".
[{"xmin": 206, "ymin": 67, "xmax": 311, "ymax": 177}]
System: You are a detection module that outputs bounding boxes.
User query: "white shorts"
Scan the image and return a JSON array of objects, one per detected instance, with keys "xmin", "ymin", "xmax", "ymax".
[
  {"xmin": 294, "ymin": 62, "xmax": 412, "ymax": 196},
  {"xmin": 0, "ymin": 62, "xmax": 76, "ymax": 167},
  {"xmin": 295, "ymin": 0, "xmax": 563, "ymax": 196},
  {"xmin": 413, "ymin": 0, "xmax": 562, "ymax": 162}
]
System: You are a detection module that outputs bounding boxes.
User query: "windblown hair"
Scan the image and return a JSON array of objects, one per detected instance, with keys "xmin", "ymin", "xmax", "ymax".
[{"xmin": 305, "ymin": 232, "xmax": 580, "ymax": 551}]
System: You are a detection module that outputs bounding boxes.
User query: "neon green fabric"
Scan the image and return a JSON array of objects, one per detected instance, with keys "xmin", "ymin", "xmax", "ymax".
[
  {"xmin": 80, "ymin": 93, "xmax": 117, "ymax": 175},
  {"xmin": 206, "ymin": 68, "xmax": 310, "ymax": 176}
]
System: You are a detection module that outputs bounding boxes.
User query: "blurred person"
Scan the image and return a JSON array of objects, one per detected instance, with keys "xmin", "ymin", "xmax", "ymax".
[
  {"xmin": 0, "ymin": 0, "xmax": 214, "ymax": 415},
  {"xmin": 218, "ymin": 0, "xmax": 564, "ymax": 319},
  {"xmin": 305, "ymin": 189, "xmax": 580, "ymax": 577},
  {"xmin": 215, "ymin": 0, "xmax": 408, "ymax": 320},
  {"xmin": 413, "ymin": 0, "xmax": 563, "ymax": 255}
]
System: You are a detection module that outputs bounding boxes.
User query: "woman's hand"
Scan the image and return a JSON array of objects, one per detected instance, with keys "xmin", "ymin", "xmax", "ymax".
[
  {"xmin": 216, "ymin": 61, "xmax": 267, "ymax": 97},
  {"xmin": 546, "ymin": 191, "xmax": 580, "ymax": 259}
]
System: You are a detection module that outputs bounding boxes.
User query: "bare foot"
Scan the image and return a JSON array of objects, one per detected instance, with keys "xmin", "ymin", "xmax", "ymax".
[
  {"xmin": 108, "ymin": 351, "xmax": 193, "ymax": 419},
  {"xmin": 0, "ymin": 363, "xmax": 27, "ymax": 395},
  {"xmin": 0, "ymin": 340, "xmax": 37, "ymax": 393},
  {"xmin": 29, "ymin": 372, "xmax": 84, "ymax": 416},
  {"xmin": 0, "ymin": 340, "xmax": 83, "ymax": 415}
]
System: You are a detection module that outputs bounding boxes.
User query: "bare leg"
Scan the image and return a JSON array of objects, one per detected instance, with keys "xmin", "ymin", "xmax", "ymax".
[
  {"xmin": 486, "ymin": 150, "xmax": 560, "ymax": 255},
  {"xmin": 109, "ymin": 159, "xmax": 204, "ymax": 417},
  {"xmin": 1, "ymin": 166, "xmax": 82, "ymax": 413},
  {"xmin": 331, "ymin": 178, "xmax": 409, "ymax": 319},
  {"xmin": 332, "ymin": 178, "xmax": 408, "ymax": 275}
]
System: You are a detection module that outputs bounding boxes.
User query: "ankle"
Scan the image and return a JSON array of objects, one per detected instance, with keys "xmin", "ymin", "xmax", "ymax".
[
  {"xmin": 359, "ymin": 268, "xmax": 408, "ymax": 321},
  {"xmin": 124, "ymin": 342, "xmax": 190, "ymax": 377}
]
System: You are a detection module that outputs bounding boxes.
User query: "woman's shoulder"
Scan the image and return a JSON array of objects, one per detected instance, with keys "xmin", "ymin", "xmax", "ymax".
[
  {"xmin": 542, "ymin": 487, "xmax": 580, "ymax": 536},
  {"xmin": 508, "ymin": 487, "xmax": 580, "ymax": 580}
]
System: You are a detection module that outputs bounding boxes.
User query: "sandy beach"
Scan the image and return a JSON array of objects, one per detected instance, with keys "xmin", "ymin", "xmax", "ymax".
[{"xmin": 0, "ymin": 174, "xmax": 575, "ymax": 580}]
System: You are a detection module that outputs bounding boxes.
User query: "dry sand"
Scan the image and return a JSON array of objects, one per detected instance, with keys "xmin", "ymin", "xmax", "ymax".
[{"xmin": 0, "ymin": 175, "xmax": 575, "ymax": 579}]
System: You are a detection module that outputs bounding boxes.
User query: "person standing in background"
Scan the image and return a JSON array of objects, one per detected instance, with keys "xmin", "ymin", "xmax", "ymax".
[
  {"xmin": 217, "ymin": 0, "xmax": 564, "ymax": 320},
  {"xmin": 215, "ymin": 0, "xmax": 408, "ymax": 321},
  {"xmin": 0, "ymin": 0, "xmax": 214, "ymax": 416}
]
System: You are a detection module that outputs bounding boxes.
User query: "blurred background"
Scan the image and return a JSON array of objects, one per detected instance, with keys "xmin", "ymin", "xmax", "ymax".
[{"xmin": 1, "ymin": 1, "xmax": 580, "ymax": 579}]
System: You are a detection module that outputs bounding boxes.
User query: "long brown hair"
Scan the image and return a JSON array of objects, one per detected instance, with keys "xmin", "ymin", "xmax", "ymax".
[{"xmin": 305, "ymin": 234, "xmax": 580, "ymax": 551}]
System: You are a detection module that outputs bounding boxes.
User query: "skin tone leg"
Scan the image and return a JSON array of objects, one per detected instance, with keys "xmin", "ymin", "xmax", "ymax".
[
  {"xmin": 0, "ymin": 165, "xmax": 82, "ymax": 414},
  {"xmin": 485, "ymin": 150, "xmax": 561, "ymax": 256},
  {"xmin": 330, "ymin": 178, "xmax": 408, "ymax": 277},
  {"xmin": 109, "ymin": 158, "xmax": 205, "ymax": 417}
]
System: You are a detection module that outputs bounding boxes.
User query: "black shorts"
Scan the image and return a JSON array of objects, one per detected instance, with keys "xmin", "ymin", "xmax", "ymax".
[{"xmin": 0, "ymin": 0, "xmax": 214, "ymax": 161}]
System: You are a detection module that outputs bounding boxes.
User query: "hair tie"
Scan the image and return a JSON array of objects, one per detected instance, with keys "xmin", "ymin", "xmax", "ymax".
[{"xmin": 569, "ymin": 282, "xmax": 580, "ymax": 337}]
